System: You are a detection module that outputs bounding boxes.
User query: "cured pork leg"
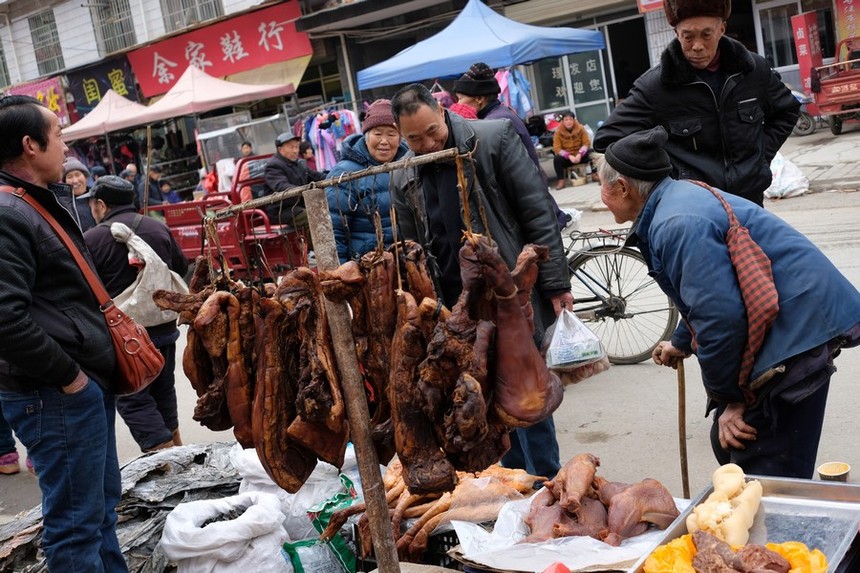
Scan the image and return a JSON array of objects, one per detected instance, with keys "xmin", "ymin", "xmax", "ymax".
[
  {"xmin": 510, "ymin": 244, "xmax": 550, "ymax": 333},
  {"xmin": 467, "ymin": 237, "xmax": 563, "ymax": 427},
  {"xmin": 390, "ymin": 290, "xmax": 456, "ymax": 494}
]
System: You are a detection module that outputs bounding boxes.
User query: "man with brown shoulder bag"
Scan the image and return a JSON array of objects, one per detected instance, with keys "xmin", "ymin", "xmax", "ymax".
[{"xmin": 0, "ymin": 95, "xmax": 129, "ymax": 571}]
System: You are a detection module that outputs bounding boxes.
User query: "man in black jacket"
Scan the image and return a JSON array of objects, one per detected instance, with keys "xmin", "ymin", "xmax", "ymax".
[
  {"xmin": 82, "ymin": 176, "xmax": 188, "ymax": 452},
  {"xmin": 593, "ymin": 0, "xmax": 799, "ymax": 206},
  {"xmin": 0, "ymin": 95, "xmax": 128, "ymax": 572},
  {"xmin": 391, "ymin": 83, "xmax": 572, "ymax": 481},
  {"xmin": 263, "ymin": 130, "xmax": 325, "ymax": 226}
]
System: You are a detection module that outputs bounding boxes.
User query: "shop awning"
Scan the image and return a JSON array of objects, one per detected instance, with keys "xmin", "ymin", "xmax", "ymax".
[
  {"xmin": 357, "ymin": 0, "xmax": 605, "ymax": 90},
  {"xmin": 139, "ymin": 66, "xmax": 297, "ymax": 123},
  {"xmin": 61, "ymin": 89, "xmax": 152, "ymax": 142}
]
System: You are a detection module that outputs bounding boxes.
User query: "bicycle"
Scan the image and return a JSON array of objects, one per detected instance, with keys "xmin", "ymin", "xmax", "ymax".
[{"xmin": 565, "ymin": 228, "xmax": 679, "ymax": 365}]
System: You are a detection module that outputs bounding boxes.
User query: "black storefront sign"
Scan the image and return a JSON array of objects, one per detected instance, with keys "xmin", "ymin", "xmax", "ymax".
[{"xmin": 67, "ymin": 57, "xmax": 140, "ymax": 115}]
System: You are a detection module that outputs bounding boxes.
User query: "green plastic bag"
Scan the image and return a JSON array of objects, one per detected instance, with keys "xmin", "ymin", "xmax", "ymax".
[{"xmin": 302, "ymin": 473, "xmax": 359, "ymax": 573}]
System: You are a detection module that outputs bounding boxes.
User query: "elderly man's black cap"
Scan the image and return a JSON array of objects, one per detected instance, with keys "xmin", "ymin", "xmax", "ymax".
[
  {"xmin": 78, "ymin": 175, "xmax": 136, "ymax": 205},
  {"xmin": 605, "ymin": 127, "xmax": 673, "ymax": 181}
]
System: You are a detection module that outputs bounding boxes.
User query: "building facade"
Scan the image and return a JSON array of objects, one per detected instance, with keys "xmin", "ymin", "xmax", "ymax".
[{"xmin": 0, "ymin": 0, "xmax": 846, "ymax": 135}]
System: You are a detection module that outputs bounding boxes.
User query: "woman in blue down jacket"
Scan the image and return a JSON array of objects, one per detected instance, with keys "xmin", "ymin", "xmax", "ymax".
[{"xmin": 326, "ymin": 99, "xmax": 409, "ymax": 263}]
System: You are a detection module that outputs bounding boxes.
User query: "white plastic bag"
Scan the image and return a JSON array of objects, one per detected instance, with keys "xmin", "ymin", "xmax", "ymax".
[
  {"xmin": 764, "ymin": 151, "xmax": 809, "ymax": 199},
  {"xmin": 228, "ymin": 443, "xmax": 357, "ymax": 542},
  {"xmin": 110, "ymin": 222, "xmax": 188, "ymax": 327},
  {"xmin": 160, "ymin": 491, "xmax": 291, "ymax": 573},
  {"xmin": 543, "ymin": 309, "xmax": 604, "ymax": 369}
]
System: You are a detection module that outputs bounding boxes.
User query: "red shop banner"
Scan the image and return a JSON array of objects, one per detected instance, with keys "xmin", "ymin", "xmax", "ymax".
[
  {"xmin": 7, "ymin": 77, "xmax": 70, "ymax": 126},
  {"xmin": 128, "ymin": 0, "xmax": 311, "ymax": 98},
  {"xmin": 791, "ymin": 11, "xmax": 823, "ymax": 115}
]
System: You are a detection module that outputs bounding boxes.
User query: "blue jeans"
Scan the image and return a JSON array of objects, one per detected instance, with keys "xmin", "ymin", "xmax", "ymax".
[
  {"xmin": 0, "ymin": 404, "xmax": 16, "ymax": 455},
  {"xmin": 0, "ymin": 380, "xmax": 129, "ymax": 572},
  {"xmin": 501, "ymin": 414, "xmax": 561, "ymax": 481}
]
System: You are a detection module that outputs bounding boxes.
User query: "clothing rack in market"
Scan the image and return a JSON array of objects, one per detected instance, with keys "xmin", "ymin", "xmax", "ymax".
[{"xmin": 206, "ymin": 146, "xmax": 461, "ymax": 572}]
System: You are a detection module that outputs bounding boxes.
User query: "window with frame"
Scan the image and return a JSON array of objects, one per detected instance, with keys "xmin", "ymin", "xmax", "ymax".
[
  {"xmin": 0, "ymin": 41, "xmax": 10, "ymax": 89},
  {"xmin": 29, "ymin": 10, "xmax": 64, "ymax": 75},
  {"xmin": 160, "ymin": 0, "xmax": 223, "ymax": 34},
  {"xmin": 90, "ymin": 0, "xmax": 137, "ymax": 56}
]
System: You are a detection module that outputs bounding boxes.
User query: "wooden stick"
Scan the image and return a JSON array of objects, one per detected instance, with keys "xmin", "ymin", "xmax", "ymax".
[
  {"xmin": 302, "ymin": 186, "xmax": 400, "ymax": 573},
  {"xmin": 677, "ymin": 361, "xmax": 690, "ymax": 499},
  {"xmin": 210, "ymin": 147, "xmax": 460, "ymax": 220}
]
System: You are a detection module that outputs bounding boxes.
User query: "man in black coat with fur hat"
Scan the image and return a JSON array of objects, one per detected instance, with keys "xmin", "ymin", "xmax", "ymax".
[{"xmin": 593, "ymin": 0, "xmax": 799, "ymax": 206}]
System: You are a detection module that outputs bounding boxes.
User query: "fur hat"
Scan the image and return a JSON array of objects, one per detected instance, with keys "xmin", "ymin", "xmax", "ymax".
[
  {"xmin": 605, "ymin": 127, "xmax": 673, "ymax": 181},
  {"xmin": 453, "ymin": 62, "xmax": 500, "ymax": 96},
  {"xmin": 62, "ymin": 157, "xmax": 90, "ymax": 179},
  {"xmin": 663, "ymin": 0, "xmax": 731, "ymax": 27},
  {"xmin": 361, "ymin": 99, "xmax": 397, "ymax": 134}
]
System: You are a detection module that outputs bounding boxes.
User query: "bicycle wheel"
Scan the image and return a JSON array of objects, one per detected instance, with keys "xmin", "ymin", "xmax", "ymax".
[{"xmin": 569, "ymin": 246, "xmax": 679, "ymax": 365}]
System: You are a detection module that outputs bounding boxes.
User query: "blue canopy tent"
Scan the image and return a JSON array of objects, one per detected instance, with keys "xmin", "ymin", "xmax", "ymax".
[{"xmin": 357, "ymin": 0, "xmax": 606, "ymax": 90}]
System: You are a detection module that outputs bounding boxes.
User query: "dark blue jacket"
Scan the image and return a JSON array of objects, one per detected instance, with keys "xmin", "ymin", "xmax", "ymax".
[
  {"xmin": 0, "ymin": 171, "xmax": 116, "ymax": 392},
  {"xmin": 631, "ymin": 177, "xmax": 860, "ymax": 405},
  {"xmin": 326, "ymin": 134, "xmax": 409, "ymax": 263}
]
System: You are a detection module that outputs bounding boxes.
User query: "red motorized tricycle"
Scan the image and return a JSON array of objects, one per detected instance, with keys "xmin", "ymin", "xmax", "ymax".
[
  {"xmin": 811, "ymin": 36, "xmax": 860, "ymax": 135},
  {"xmin": 148, "ymin": 154, "xmax": 308, "ymax": 282}
]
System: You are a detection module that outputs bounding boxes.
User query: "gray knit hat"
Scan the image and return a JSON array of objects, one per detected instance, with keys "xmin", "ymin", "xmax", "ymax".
[
  {"xmin": 605, "ymin": 127, "xmax": 673, "ymax": 181},
  {"xmin": 63, "ymin": 157, "xmax": 90, "ymax": 178}
]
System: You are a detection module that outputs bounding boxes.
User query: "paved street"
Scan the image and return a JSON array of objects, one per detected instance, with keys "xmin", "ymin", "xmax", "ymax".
[{"xmin": 2, "ymin": 132, "xmax": 860, "ymax": 523}]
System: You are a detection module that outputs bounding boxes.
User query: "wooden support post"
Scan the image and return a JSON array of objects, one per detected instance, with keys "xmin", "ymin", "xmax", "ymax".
[{"xmin": 303, "ymin": 187, "xmax": 401, "ymax": 573}]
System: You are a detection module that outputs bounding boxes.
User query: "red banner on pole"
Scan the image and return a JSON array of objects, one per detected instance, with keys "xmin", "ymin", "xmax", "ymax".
[
  {"xmin": 638, "ymin": 0, "xmax": 664, "ymax": 14},
  {"xmin": 128, "ymin": 1, "xmax": 311, "ymax": 98},
  {"xmin": 791, "ymin": 12, "xmax": 823, "ymax": 115}
]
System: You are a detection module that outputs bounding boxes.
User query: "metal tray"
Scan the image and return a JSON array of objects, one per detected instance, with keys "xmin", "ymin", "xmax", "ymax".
[{"xmin": 628, "ymin": 476, "xmax": 860, "ymax": 572}]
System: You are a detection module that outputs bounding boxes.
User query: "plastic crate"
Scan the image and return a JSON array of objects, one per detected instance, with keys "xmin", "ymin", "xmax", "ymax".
[
  {"xmin": 353, "ymin": 527, "xmax": 464, "ymax": 571},
  {"xmin": 424, "ymin": 529, "xmax": 463, "ymax": 570}
]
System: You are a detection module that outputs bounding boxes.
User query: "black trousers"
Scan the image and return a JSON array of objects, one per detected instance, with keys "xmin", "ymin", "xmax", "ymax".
[
  {"xmin": 116, "ymin": 343, "xmax": 179, "ymax": 451},
  {"xmin": 709, "ymin": 363, "xmax": 833, "ymax": 479},
  {"xmin": 553, "ymin": 150, "xmax": 593, "ymax": 179}
]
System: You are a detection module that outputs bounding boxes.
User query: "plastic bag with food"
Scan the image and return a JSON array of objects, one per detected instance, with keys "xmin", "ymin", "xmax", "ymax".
[{"xmin": 542, "ymin": 309, "xmax": 610, "ymax": 383}]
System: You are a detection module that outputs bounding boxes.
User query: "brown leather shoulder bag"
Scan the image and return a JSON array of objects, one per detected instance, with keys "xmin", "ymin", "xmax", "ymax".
[{"xmin": 0, "ymin": 185, "xmax": 164, "ymax": 395}]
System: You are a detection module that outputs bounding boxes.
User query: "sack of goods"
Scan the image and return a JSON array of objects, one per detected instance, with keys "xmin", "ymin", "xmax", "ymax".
[{"xmin": 111, "ymin": 222, "xmax": 188, "ymax": 327}]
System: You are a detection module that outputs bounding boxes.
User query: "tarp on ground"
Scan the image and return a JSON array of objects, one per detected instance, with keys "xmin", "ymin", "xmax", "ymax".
[
  {"xmin": 357, "ymin": 0, "xmax": 606, "ymax": 90},
  {"xmin": 142, "ymin": 66, "xmax": 297, "ymax": 123},
  {"xmin": 61, "ymin": 89, "xmax": 151, "ymax": 142}
]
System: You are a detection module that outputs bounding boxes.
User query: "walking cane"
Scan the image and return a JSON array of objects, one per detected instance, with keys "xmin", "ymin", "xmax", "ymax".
[{"xmin": 677, "ymin": 360, "xmax": 691, "ymax": 499}]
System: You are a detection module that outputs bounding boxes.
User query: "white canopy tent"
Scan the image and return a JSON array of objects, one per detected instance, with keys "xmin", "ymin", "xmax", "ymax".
[
  {"xmin": 61, "ymin": 67, "xmax": 297, "ymax": 142},
  {"xmin": 61, "ymin": 89, "xmax": 151, "ymax": 142},
  {"xmin": 142, "ymin": 66, "xmax": 295, "ymax": 123}
]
